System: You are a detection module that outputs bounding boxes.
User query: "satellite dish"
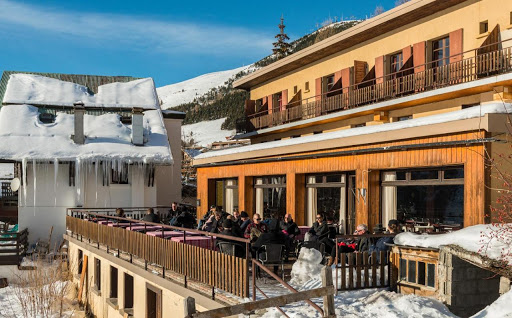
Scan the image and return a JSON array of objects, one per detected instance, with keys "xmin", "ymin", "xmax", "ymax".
[{"xmin": 10, "ymin": 178, "xmax": 20, "ymax": 192}]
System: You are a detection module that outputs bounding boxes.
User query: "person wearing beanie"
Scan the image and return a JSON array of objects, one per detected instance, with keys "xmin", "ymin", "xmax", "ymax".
[{"xmin": 239, "ymin": 211, "xmax": 251, "ymax": 232}]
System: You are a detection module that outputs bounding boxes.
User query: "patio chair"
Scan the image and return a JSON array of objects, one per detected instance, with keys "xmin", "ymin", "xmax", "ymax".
[
  {"xmin": 256, "ymin": 244, "xmax": 286, "ymax": 280},
  {"xmin": 217, "ymin": 241, "xmax": 245, "ymax": 258}
]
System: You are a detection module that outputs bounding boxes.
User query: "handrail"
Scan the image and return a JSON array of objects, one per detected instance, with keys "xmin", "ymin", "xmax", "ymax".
[
  {"xmin": 251, "ymin": 259, "xmax": 324, "ymax": 316},
  {"xmin": 239, "ymin": 39, "xmax": 512, "ymax": 132},
  {"xmin": 72, "ymin": 211, "xmax": 250, "ymax": 244}
]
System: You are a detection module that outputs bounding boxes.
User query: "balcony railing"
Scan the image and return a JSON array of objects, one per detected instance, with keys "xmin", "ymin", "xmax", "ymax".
[{"xmin": 236, "ymin": 39, "xmax": 512, "ymax": 133}]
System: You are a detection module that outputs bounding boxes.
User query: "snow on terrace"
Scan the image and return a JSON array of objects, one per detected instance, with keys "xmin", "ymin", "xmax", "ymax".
[
  {"xmin": 3, "ymin": 74, "xmax": 159, "ymax": 110},
  {"xmin": 0, "ymin": 104, "xmax": 172, "ymax": 163},
  {"xmin": 195, "ymin": 102, "xmax": 512, "ymax": 160},
  {"xmin": 259, "ymin": 248, "xmax": 457, "ymax": 318}
]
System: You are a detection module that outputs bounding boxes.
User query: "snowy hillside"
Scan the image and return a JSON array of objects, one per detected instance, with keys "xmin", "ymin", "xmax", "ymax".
[
  {"xmin": 181, "ymin": 117, "xmax": 235, "ymax": 148},
  {"xmin": 157, "ymin": 65, "xmax": 253, "ymax": 109}
]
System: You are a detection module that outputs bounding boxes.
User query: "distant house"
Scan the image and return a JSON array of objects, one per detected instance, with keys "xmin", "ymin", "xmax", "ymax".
[{"xmin": 0, "ymin": 71, "xmax": 184, "ymax": 244}]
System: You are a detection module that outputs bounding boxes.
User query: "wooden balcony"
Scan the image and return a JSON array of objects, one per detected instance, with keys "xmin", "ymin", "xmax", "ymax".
[{"xmin": 237, "ymin": 40, "xmax": 512, "ymax": 134}]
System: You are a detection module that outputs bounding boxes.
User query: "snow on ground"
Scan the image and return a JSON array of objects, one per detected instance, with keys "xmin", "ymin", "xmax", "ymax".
[
  {"xmin": 4, "ymin": 74, "xmax": 159, "ymax": 109},
  {"xmin": 0, "ymin": 104, "xmax": 172, "ymax": 162},
  {"xmin": 258, "ymin": 248, "xmax": 456, "ymax": 318},
  {"xmin": 181, "ymin": 117, "xmax": 234, "ymax": 147},
  {"xmin": 471, "ymin": 289, "xmax": 512, "ymax": 318},
  {"xmin": 196, "ymin": 102, "xmax": 512, "ymax": 160},
  {"xmin": 394, "ymin": 224, "xmax": 512, "ymax": 265},
  {"xmin": 157, "ymin": 65, "xmax": 253, "ymax": 108}
]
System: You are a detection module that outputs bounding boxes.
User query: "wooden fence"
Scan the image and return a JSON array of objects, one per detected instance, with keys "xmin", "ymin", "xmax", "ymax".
[
  {"xmin": 66, "ymin": 216, "xmax": 249, "ymax": 298},
  {"xmin": 0, "ymin": 228, "xmax": 28, "ymax": 265},
  {"xmin": 238, "ymin": 41, "xmax": 512, "ymax": 133},
  {"xmin": 335, "ymin": 251, "xmax": 392, "ymax": 291}
]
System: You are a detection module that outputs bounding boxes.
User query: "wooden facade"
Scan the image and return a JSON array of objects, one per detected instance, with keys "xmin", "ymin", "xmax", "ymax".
[{"xmin": 197, "ymin": 131, "xmax": 487, "ymax": 229}]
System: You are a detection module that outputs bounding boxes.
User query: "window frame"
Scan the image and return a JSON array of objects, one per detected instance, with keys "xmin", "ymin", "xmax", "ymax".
[
  {"xmin": 111, "ymin": 163, "xmax": 129, "ymax": 185},
  {"xmin": 431, "ymin": 36, "xmax": 450, "ymax": 68},
  {"xmin": 381, "ymin": 167, "xmax": 464, "ymax": 186}
]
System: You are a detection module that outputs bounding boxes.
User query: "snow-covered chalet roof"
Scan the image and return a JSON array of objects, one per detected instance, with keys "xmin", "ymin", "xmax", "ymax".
[
  {"xmin": 0, "ymin": 104, "xmax": 172, "ymax": 164},
  {"xmin": 3, "ymin": 74, "xmax": 159, "ymax": 110}
]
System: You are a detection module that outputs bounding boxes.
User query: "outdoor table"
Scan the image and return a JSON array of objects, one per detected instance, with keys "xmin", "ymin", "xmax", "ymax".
[
  {"xmin": 171, "ymin": 236, "xmax": 214, "ymax": 249},
  {"xmin": 146, "ymin": 231, "xmax": 186, "ymax": 238},
  {"xmin": 107, "ymin": 222, "xmax": 143, "ymax": 228},
  {"xmin": 126, "ymin": 225, "xmax": 162, "ymax": 232},
  {"xmin": 296, "ymin": 226, "xmax": 310, "ymax": 241}
]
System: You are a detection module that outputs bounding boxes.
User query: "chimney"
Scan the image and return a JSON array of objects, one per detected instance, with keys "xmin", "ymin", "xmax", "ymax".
[
  {"xmin": 131, "ymin": 107, "xmax": 144, "ymax": 146},
  {"xmin": 73, "ymin": 102, "xmax": 85, "ymax": 144}
]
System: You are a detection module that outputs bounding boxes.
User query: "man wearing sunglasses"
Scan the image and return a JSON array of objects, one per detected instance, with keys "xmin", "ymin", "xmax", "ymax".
[{"xmin": 244, "ymin": 213, "xmax": 268, "ymax": 242}]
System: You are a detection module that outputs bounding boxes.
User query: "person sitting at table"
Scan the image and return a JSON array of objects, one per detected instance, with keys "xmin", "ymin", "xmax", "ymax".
[
  {"xmin": 198, "ymin": 205, "xmax": 216, "ymax": 230},
  {"xmin": 175, "ymin": 208, "xmax": 195, "ymax": 229},
  {"xmin": 252, "ymin": 219, "xmax": 289, "ymax": 273},
  {"xmin": 208, "ymin": 210, "xmax": 227, "ymax": 233},
  {"xmin": 239, "ymin": 211, "xmax": 251, "ymax": 232},
  {"xmin": 306, "ymin": 213, "xmax": 329, "ymax": 242},
  {"xmin": 232, "ymin": 209, "xmax": 241, "ymax": 224},
  {"xmin": 280, "ymin": 214, "xmax": 300, "ymax": 240},
  {"xmin": 370, "ymin": 219, "xmax": 400, "ymax": 262},
  {"xmin": 244, "ymin": 213, "xmax": 268, "ymax": 242},
  {"xmin": 226, "ymin": 215, "xmax": 244, "ymax": 237},
  {"xmin": 115, "ymin": 208, "xmax": 125, "ymax": 218},
  {"xmin": 142, "ymin": 208, "xmax": 160, "ymax": 223},
  {"xmin": 326, "ymin": 215, "xmax": 338, "ymax": 239}
]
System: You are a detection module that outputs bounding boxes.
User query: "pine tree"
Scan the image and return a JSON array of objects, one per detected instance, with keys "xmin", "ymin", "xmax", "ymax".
[{"xmin": 272, "ymin": 16, "xmax": 292, "ymax": 59}]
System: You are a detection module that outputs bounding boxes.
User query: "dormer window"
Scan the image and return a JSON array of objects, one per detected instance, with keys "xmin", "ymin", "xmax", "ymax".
[{"xmin": 39, "ymin": 112, "xmax": 56, "ymax": 124}]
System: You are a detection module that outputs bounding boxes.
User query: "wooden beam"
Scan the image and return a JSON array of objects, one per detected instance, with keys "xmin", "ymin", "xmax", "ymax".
[
  {"xmin": 78, "ymin": 254, "xmax": 88, "ymax": 302},
  {"xmin": 189, "ymin": 286, "xmax": 334, "ymax": 318}
]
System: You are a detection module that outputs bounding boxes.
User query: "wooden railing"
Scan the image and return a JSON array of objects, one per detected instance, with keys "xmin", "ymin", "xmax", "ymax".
[
  {"xmin": 237, "ymin": 40, "xmax": 512, "ymax": 133},
  {"xmin": 0, "ymin": 228, "xmax": 28, "ymax": 265},
  {"xmin": 66, "ymin": 212, "xmax": 250, "ymax": 298},
  {"xmin": 334, "ymin": 235, "xmax": 394, "ymax": 291}
]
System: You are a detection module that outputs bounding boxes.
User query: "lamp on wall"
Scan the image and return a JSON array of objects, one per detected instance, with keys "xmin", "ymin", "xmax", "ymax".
[{"xmin": 196, "ymin": 199, "xmax": 201, "ymax": 207}]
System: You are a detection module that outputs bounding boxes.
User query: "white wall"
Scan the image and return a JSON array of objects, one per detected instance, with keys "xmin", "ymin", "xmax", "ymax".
[
  {"xmin": 156, "ymin": 117, "xmax": 182, "ymax": 206},
  {"xmin": 19, "ymin": 162, "xmax": 158, "ymax": 245}
]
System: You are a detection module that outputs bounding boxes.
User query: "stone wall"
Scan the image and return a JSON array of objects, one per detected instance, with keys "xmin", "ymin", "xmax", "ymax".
[{"xmin": 437, "ymin": 248, "xmax": 501, "ymax": 317}]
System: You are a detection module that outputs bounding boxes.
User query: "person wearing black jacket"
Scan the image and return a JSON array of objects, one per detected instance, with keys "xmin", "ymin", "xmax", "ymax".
[
  {"xmin": 142, "ymin": 208, "xmax": 160, "ymax": 223},
  {"xmin": 239, "ymin": 211, "xmax": 251, "ymax": 232},
  {"xmin": 175, "ymin": 209, "xmax": 195, "ymax": 229},
  {"xmin": 307, "ymin": 213, "xmax": 335, "ymax": 254},
  {"xmin": 209, "ymin": 210, "xmax": 227, "ymax": 233},
  {"xmin": 280, "ymin": 214, "xmax": 300, "ymax": 239},
  {"xmin": 252, "ymin": 219, "xmax": 289, "ymax": 253}
]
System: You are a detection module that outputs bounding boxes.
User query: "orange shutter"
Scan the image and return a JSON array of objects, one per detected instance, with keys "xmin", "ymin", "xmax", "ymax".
[
  {"xmin": 315, "ymin": 77, "xmax": 322, "ymax": 101},
  {"xmin": 449, "ymin": 28, "xmax": 463, "ymax": 63},
  {"xmin": 354, "ymin": 61, "xmax": 368, "ymax": 84},
  {"xmin": 375, "ymin": 56, "xmax": 385, "ymax": 84},
  {"xmin": 413, "ymin": 41, "xmax": 426, "ymax": 73},
  {"xmin": 281, "ymin": 89, "xmax": 288, "ymax": 111},
  {"xmin": 341, "ymin": 67, "xmax": 352, "ymax": 93},
  {"xmin": 402, "ymin": 46, "xmax": 412, "ymax": 62},
  {"xmin": 267, "ymin": 95, "xmax": 273, "ymax": 114}
]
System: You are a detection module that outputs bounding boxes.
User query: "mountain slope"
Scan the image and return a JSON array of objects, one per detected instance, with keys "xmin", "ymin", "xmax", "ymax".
[{"xmin": 157, "ymin": 65, "xmax": 253, "ymax": 109}]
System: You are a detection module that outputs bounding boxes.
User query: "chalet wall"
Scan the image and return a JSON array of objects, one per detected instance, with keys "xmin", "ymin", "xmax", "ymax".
[
  {"xmin": 68, "ymin": 238, "xmax": 222, "ymax": 318},
  {"xmin": 249, "ymin": 0, "xmax": 512, "ymax": 102},
  {"xmin": 197, "ymin": 132, "xmax": 486, "ymax": 229},
  {"xmin": 156, "ymin": 118, "xmax": 182, "ymax": 206},
  {"xmin": 18, "ymin": 163, "xmax": 157, "ymax": 245}
]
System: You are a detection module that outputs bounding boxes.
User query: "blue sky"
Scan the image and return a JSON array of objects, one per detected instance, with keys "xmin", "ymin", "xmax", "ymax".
[{"xmin": 0, "ymin": 0, "xmax": 396, "ymax": 87}]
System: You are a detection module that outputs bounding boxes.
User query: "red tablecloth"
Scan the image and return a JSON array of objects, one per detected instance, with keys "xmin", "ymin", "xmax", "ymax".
[
  {"xmin": 296, "ymin": 226, "xmax": 310, "ymax": 241},
  {"xmin": 171, "ymin": 236, "xmax": 214, "ymax": 249},
  {"xmin": 126, "ymin": 225, "xmax": 162, "ymax": 232},
  {"xmin": 97, "ymin": 220, "xmax": 112, "ymax": 225}
]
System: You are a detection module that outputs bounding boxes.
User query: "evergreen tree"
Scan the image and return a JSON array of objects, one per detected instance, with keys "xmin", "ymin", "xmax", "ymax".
[{"xmin": 272, "ymin": 16, "xmax": 292, "ymax": 59}]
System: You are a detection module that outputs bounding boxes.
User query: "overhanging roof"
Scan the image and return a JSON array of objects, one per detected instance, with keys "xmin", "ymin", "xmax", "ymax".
[{"xmin": 234, "ymin": 0, "xmax": 469, "ymax": 90}]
